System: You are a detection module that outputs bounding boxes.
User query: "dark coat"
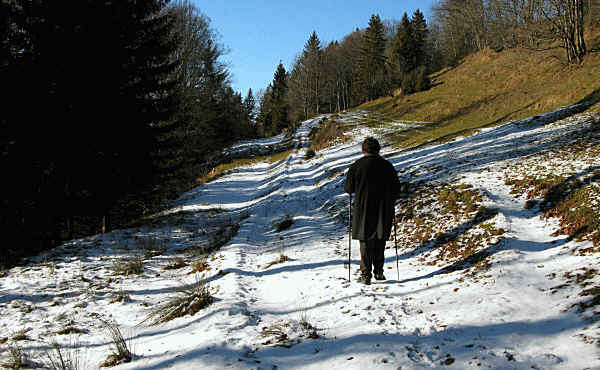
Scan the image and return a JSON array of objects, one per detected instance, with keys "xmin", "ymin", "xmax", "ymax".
[{"xmin": 344, "ymin": 154, "xmax": 401, "ymax": 241}]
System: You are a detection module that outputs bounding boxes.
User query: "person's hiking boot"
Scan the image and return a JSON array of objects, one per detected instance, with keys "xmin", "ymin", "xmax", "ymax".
[
  {"xmin": 357, "ymin": 275, "xmax": 371, "ymax": 285},
  {"xmin": 374, "ymin": 272, "xmax": 386, "ymax": 281}
]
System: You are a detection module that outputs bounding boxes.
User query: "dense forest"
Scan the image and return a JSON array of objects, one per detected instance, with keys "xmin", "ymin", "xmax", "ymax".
[
  {"xmin": 255, "ymin": 0, "xmax": 597, "ymax": 136},
  {"xmin": 0, "ymin": 0, "xmax": 255, "ymax": 265},
  {"xmin": 0, "ymin": 0, "xmax": 597, "ymax": 265}
]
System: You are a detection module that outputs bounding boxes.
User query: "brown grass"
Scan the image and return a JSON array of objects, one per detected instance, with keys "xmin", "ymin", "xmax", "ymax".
[
  {"xmin": 396, "ymin": 183, "xmax": 504, "ymax": 275},
  {"xmin": 504, "ymin": 140, "xmax": 600, "ymax": 249},
  {"xmin": 197, "ymin": 149, "xmax": 293, "ymax": 185},
  {"xmin": 263, "ymin": 254, "xmax": 289, "ymax": 270},
  {"xmin": 358, "ymin": 32, "xmax": 600, "ymax": 149},
  {"xmin": 309, "ymin": 118, "xmax": 348, "ymax": 152}
]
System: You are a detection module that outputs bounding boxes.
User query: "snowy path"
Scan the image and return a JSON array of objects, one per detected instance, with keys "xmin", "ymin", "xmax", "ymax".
[{"xmin": 1, "ymin": 110, "xmax": 599, "ymax": 369}]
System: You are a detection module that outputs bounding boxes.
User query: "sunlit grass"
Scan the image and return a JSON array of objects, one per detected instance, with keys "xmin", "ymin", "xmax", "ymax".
[
  {"xmin": 357, "ymin": 33, "xmax": 600, "ymax": 149},
  {"xmin": 197, "ymin": 149, "xmax": 293, "ymax": 184}
]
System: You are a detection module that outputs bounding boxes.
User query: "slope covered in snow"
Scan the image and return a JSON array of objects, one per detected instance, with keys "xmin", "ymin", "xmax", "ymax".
[{"xmin": 1, "ymin": 108, "xmax": 599, "ymax": 369}]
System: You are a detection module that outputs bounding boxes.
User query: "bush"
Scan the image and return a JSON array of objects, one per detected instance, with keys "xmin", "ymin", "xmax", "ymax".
[
  {"xmin": 276, "ymin": 215, "xmax": 294, "ymax": 232},
  {"xmin": 304, "ymin": 149, "xmax": 316, "ymax": 160}
]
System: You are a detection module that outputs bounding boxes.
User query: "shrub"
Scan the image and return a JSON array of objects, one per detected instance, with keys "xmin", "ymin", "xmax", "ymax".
[
  {"xmin": 276, "ymin": 215, "xmax": 294, "ymax": 232},
  {"xmin": 304, "ymin": 149, "xmax": 316, "ymax": 160}
]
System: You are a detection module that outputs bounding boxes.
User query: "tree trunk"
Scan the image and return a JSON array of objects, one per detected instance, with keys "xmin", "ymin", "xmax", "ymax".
[
  {"xmin": 67, "ymin": 216, "xmax": 74, "ymax": 240},
  {"xmin": 102, "ymin": 214, "xmax": 110, "ymax": 233}
]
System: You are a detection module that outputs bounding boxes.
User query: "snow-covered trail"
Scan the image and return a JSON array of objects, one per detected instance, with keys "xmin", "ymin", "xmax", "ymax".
[
  {"xmin": 132, "ymin": 110, "xmax": 598, "ymax": 369},
  {"xmin": 1, "ymin": 109, "xmax": 599, "ymax": 369}
]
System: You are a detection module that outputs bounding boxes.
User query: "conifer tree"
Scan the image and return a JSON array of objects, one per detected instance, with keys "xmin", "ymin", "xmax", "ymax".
[
  {"xmin": 243, "ymin": 88, "xmax": 256, "ymax": 126},
  {"xmin": 389, "ymin": 13, "xmax": 415, "ymax": 86},
  {"xmin": 270, "ymin": 62, "xmax": 290, "ymax": 133},
  {"xmin": 304, "ymin": 31, "xmax": 323, "ymax": 115},
  {"xmin": 288, "ymin": 31, "xmax": 324, "ymax": 121},
  {"xmin": 357, "ymin": 14, "xmax": 387, "ymax": 101},
  {"xmin": 390, "ymin": 11, "xmax": 431, "ymax": 95},
  {"xmin": 1, "ymin": 0, "xmax": 180, "ymax": 255},
  {"xmin": 411, "ymin": 9, "xmax": 429, "ymax": 70}
]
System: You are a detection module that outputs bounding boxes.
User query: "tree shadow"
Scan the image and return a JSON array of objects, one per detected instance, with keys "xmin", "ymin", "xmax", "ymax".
[
  {"xmin": 386, "ymin": 103, "xmax": 596, "ymax": 188},
  {"xmin": 135, "ymin": 316, "xmax": 586, "ymax": 369},
  {"xmin": 575, "ymin": 87, "xmax": 600, "ymax": 107}
]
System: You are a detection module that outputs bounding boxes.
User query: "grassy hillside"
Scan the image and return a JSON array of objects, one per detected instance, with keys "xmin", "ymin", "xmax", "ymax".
[{"xmin": 358, "ymin": 28, "xmax": 600, "ymax": 148}]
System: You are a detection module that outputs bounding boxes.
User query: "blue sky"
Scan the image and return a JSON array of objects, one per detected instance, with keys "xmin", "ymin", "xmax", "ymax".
[{"xmin": 193, "ymin": 1, "xmax": 437, "ymax": 97}]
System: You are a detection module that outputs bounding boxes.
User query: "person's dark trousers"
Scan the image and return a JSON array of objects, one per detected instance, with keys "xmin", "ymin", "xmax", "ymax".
[{"xmin": 359, "ymin": 239, "xmax": 386, "ymax": 278}]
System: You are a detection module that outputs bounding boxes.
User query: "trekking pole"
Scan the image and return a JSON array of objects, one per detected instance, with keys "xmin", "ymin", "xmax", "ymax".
[
  {"xmin": 348, "ymin": 193, "xmax": 352, "ymax": 283},
  {"xmin": 393, "ymin": 212, "xmax": 400, "ymax": 282}
]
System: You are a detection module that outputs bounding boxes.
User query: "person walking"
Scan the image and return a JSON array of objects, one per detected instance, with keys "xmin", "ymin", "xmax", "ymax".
[{"xmin": 344, "ymin": 137, "xmax": 401, "ymax": 285}]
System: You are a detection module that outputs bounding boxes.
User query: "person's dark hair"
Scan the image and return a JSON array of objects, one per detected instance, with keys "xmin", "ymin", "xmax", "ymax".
[{"xmin": 362, "ymin": 137, "xmax": 380, "ymax": 154}]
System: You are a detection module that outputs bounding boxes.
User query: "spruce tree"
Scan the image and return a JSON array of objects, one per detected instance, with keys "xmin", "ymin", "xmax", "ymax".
[
  {"xmin": 304, "ymin": 31, "xmax": 323, "ymax": 115},
  {"xmin": 270, "ymin": 62, "xmax": 290, "ymax": 133},
  {"xmin": 411, "ymin": 9, "xmax": 429, "ymax": 71},
  {"xmin": 390, "ymin": 11, "xmax": 431, "ymax": 95},
  {"xmin": 357, "ymin": 14, "xmax": 387, "ymax": 101},
  {"xmin": 390, "ymin": 13, "xmax": 415, "ymax": 88},
  {"xmin": 243, "ymin": 88, "xmax": 256, "ymax": 126}
]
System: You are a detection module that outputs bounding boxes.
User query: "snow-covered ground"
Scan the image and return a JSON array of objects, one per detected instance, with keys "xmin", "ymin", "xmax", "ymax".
[{"xmin": 1, "ymin": 108, "xmax": 599, "ymax": 369}]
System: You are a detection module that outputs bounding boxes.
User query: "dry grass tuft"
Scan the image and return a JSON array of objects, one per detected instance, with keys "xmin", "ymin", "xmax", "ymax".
[
  {"xmin": 99, "ymin": 319, "xmax": 133, "ymax": 367},
  {"xmin": 161, "ymin": 257, "xmax": 187, "ymax": 271},
  {"xmin": 188, "ymin": 254, "xmax": 210, "ymax": 274},
  {"xmin": 1, "ymin": 344, "xmax": 28, "ymax": 369},
  {"xmin": 304, "ymin": 149, "xmax": 316, "ymax": 160},
  {"xmin": 263, "ymin": 254, "xmax": 289, "ymax": 270},
  {"xmin": 109, "ymin": 289, "xmax": 131, "ymax": 304},
  {"xmin": 259, "ymin": 318, "xmax": 320, "ymax": 348},
  {"xmin": 112, "ymin": 256, "xmax": 144, "ymax": 276},
  {"xmin": 44, "ymin": 338, "xmax": 86, "ymax": 370},
  {"xmin": 137, "ymin": 238, "xmax": 166, "ymax": 259},
  {"xmin": 139, "ymin": 278, "xmax": 213, "ymax": 326},
  {"xmin": 11, "ymin": 328, "xmax": 30, "ymax": 341},
  {"xmin": 55, "ymin": 327, "xmax": 87, "ymax": 336}
]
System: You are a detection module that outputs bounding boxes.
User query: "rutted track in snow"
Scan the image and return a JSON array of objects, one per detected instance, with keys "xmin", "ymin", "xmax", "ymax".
[{"xmin": 1, "ymin": 109, "xmax": 599, "ymax": 368}]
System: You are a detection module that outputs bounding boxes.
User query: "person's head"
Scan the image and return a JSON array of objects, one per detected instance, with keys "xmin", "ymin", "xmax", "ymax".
[{"xmin": 362, "ymin": 136, "xmax": 380, "ymax": 155}]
